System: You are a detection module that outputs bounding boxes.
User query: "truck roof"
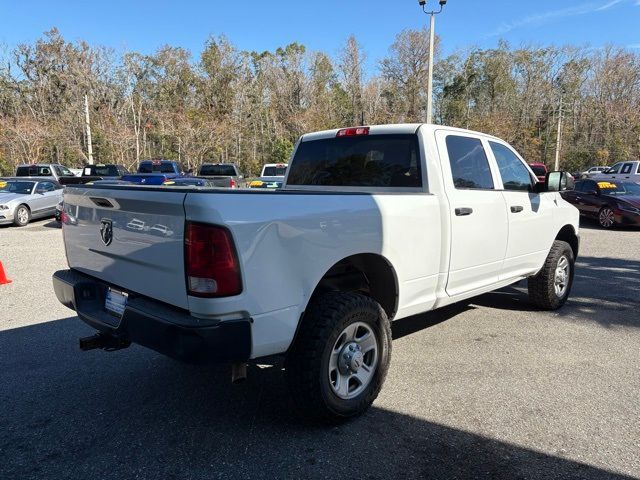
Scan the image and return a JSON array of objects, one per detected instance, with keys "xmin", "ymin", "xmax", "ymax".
[{"xmin": 300, "ymin": 123, "xmax": 507, "ymax": 143}]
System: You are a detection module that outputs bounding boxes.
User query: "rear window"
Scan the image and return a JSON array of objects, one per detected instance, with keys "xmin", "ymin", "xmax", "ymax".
[
  {"xmin": 85, "ymin": 166, "xmax": 119, "ymax": 176},
  {"xmin": 139, "ymin": 162, "xmax": 176, "ymax": 173},
  {"xmin": 262, "ymin": 166, "xmax": 287, "ymax": 177},
  {"xmin": 530, "ymin": 165, "xmax": 547, "ymax": 177},
  {"xmin": 199, "ymin": 164, "xmax": 238, "ymax": 176},
  {"xmin": 287, "ymin": 134, "xmax": 422, "ymax": 188}
]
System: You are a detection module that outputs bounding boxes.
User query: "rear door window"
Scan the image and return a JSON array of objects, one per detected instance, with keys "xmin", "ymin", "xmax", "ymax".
[
  {"xmin": 489, "ymin": 142, "xmax": 533, "ymax": 191},
  {"xmin": 287, "ymin": 134, "xmax": 422, "ymax": 188},
  {"xmin": 621, "ymin": 163, "xmax": 633, "ymax": 174},
  {"xmin": 606, "ymin": 163, "xmax": 622, "ymax": 174},
  {"xmin": 445, "ymin": 135, "xmax": 494, "ymax": 190}
]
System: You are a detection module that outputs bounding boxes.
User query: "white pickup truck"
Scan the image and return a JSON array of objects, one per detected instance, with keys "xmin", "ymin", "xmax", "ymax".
[{"xmin": 53, "ymin": 124, "xmax": 579, "ymax": 421}]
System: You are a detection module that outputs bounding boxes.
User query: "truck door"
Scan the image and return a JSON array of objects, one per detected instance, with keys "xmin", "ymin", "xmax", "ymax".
[
  {"xmin": 487, "ymin": 141, "xmax": 555, "ymax": 279},
  {"xmin": 436, "ymin": 131, "xmax": 508, "ymax": 297}
]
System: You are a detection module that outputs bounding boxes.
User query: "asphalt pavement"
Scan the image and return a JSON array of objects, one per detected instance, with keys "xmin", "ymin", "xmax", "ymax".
[{"xmin": 0, "ymin": 218, "xmax": 638, "ymax": 479}]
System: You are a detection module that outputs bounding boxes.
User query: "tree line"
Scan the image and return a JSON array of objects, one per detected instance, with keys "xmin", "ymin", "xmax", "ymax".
[{"xmin": 0, "ymin": 28, "xmax": 639, "ymax": 176}]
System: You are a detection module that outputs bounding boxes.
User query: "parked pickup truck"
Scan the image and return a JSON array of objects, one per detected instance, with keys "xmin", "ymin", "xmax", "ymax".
[
  {"xmin": 52, "ymin": 124, "xmax": 580, "ymax": 421},
  {"xmin": 198, "ymin": 163, "xmax": 243, "ymax": 188},
  {"xmin": 60, "ymin": 164, "xmax": 130, "ymax": 185},
  {"xmin": 137, "ymin": 160, "xmax": 182, "ymax": 176},
  {"xmin": 16, "ymin": 163, "xmax": 77, "ymax": 183},
  {"xmin": 590, "ymin": 160, "xmax": 640, "ymax": 183}
]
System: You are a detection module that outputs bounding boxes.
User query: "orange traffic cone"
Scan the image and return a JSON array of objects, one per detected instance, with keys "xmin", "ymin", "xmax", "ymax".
[{"xmin": 0, "ymin": 261, "xmax": 12, "ymax": 285}]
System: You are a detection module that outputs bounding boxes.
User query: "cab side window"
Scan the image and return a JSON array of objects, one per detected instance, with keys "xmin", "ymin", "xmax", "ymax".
[
  {"xmin": 489, "ymin": 142, "xmax": 533, "ymax": 192},
  {"xmin": 621, "ymin": 163, "xmax": 633, "ymax": 174},
  {"xmin": 445, "ymin": 135, "xmax": 494, "ymax": 190}
]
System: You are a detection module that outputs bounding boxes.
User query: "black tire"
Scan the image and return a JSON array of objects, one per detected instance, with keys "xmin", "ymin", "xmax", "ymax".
[
  {"xmin": 527, "ymin": 240, "xmax": 575, "ymax": 310},
  {"xmin": 598, "ymin": 206, "xmax": 616, "ymax": 229},
  {"xmin": 13, "ymin": 204, "xmax": 30, "ymax": 227},
  {"xmin": 285, "ymin": 292, "xmax": 392, "ymax": 422}
]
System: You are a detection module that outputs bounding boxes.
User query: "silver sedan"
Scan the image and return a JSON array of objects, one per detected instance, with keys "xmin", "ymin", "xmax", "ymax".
[{"xmin": 0, "ymin": 177, "xmax": 64, "ymax": 227}]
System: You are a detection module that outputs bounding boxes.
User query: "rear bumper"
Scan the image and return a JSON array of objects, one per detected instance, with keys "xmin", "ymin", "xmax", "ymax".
[{"xmin": 52, "ymin": 269, "xmax": 252, "ymax": 363}]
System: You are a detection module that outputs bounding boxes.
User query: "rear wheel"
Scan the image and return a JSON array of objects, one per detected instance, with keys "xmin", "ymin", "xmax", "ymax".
[
  {"xmin": 285, "ymin": 292, "xmax": 391, "ymax": 422},
  {"xmin": 598, "ymin": 207, "xmax": 615, "ymax": 228},
  {"xmin": 13, "ymin": 205, "xmax": 30, "ymax": 227},
  {"xmin": 528, "ymin": 240, "xmax": 575, "ymax": 310}
]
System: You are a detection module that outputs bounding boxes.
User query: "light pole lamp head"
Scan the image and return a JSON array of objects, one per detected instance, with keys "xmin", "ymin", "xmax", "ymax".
[
  {"xmin": 439, "ymin": 0, "xmax": 447, "ymax": 5},
  {"xmin": 418, "ymin": 0, "xmax": 426, "ymax": 5}
]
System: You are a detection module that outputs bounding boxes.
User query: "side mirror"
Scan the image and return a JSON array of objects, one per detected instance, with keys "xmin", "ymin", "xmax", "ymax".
[
  {"xmin": 545, "ymin": 171, "xmax": 574, "ymax": 192},
  {"xmin": 586, "ymin": 190, "xmax": 598, "ymax": 196}
]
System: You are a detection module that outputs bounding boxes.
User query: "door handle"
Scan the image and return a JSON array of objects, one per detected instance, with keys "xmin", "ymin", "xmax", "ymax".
[
  {"xmin": 510, "ymin": 206, "xmax": 524, "ymax": 213},
  {"xmin": 455, "ymin": 207, "xmax": 473, "ymax": 216}
]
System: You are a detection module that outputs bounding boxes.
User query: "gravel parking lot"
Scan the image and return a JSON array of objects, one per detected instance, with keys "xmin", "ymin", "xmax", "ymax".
[{"xmin": 0, "ymin": 218, "xmax": 638, "ymax": 479}]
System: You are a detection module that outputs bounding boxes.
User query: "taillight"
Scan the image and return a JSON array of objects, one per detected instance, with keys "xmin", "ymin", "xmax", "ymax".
[
  {"xmin": 185, "ymin": 222, "xmax": 242, "ymax": 297},
  {"xmin": 230, "ymin": 178, "xmax": 236, "ymax": 188},
  {"xmin": 336, "ymin": 126, "xmax": 369, "ymax": 137}
]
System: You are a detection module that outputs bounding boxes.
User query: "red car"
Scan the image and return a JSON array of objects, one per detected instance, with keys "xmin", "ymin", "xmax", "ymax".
[
  {"xmin": 561, "ymin": 180, "xmax": 640, "ymax": 228},
  {"xmin": 529, "ymin": 163, "xmax": 548, "ymax": 183}
]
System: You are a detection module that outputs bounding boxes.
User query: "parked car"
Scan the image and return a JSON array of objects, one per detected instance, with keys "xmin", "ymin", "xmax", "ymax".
[
  {"xmin": 0, "ymin": 177, "xmax": 64, "ymax": 226},
  {"xmin": 561, "ymin": 179, "xmax": 640, "ymax": 228},
  {"xmin": 528, "ymin": 163, "xmax": 548, "ymax": 183},
  {"xmin": 579, "ymin": 166, "xmax": 608, "ymax": 178},
  {"xmin": 53, "ymin": 123, "xmax": 579, "ymax": 421},
  {"xmin": 15, "ymin": 164, "xmax": 77, "ymax": 183},
  {"xmin": 248, "ymin": 180, "xmax": 283, "ymax": 189},
  {"xmin": 590, "ymin": 161, "xmax": 640, "ymax": 183},
  {"xmin": 198, "ymin": 163, "xmax": 243, "ymax": 188},
  {"xmin": 259, "ymin": 163, "xmax": 288, "ymax": 183}
]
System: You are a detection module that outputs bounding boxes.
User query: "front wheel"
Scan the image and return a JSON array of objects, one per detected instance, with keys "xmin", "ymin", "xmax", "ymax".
[
  {"xmin": 285, "ymin": 292, "xmax": 392, "ymax": 422},
  {"xmin": 598, "ymin": 207, "xmax": 615, "ymax": 228},
  {"xmin": 528, "ymin": 240, "xmax": 575, "ymax": 310},
  {"xmin": 13, "ymin": 204, "xmax": 30, "ymax": 227}
]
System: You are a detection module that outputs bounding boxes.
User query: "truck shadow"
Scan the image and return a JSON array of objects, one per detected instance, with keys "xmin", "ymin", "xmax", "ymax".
[
  {"xmin": 471, "ymin": 255, "xmax": 640, "ymax": 329},
  {"xmin": 0, "ymin": 317, "xmax": 634, "ymax": 479}
]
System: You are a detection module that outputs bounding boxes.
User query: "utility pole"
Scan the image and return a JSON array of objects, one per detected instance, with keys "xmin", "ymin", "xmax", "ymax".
[
  {"xmin": 554, "ymin": 93, "xmax": 563, "ymax": 171},
  {"xmin": 420, "ymin": 0, "xmax": 447, "ymax": 124},
  {"xmin": 84, "ymin": 94, "xmax": 94, "ymax": 165}
]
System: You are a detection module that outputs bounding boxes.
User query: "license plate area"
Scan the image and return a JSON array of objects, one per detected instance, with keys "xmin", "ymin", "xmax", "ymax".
[{"xmin": 105, "ymin": 288, "xmax": 128, "ymax": 318}]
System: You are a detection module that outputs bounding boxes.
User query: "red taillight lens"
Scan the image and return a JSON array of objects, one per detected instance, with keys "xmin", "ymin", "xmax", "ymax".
[
  {"xmin": 230, "ymin": 178, "xmax": 236, "ymax": 188},
  {"xmin": 336, "ymin": 126, "xmax": 370, "ymax": 137},
  {"xmin": 185, "ymin": 222, "xmax": 242, "ymax": 297}
]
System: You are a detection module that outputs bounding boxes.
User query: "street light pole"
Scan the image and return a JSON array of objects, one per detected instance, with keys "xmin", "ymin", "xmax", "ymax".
[
  {"xmin": 427, "ymin": 13, "xmax": 435, "ymax": 124},
  {"xmin": 420, "ymin": 0, "xmax": 447, "ymax": 124}
]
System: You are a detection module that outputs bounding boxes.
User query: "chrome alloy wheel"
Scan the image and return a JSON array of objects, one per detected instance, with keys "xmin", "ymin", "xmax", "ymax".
[
  {"xmin": 17, "ymin": 207, "xmax": 29, "ymax": 225},
  {"xmin": 554, "ymin": 255, "xmax": 570, "ymax": 298},
  {"xmin": 328, "ymin": 322, "xmax": 378, "ymax": 400},
  {"xmin": 599, "ymin": 208, "xmax": 615, "ymax": 228}
]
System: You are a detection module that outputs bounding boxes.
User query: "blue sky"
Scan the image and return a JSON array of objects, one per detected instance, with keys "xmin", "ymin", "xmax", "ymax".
[{"xmin": 0, "ymin": 0, "xmax": 638, "ymax": 74}]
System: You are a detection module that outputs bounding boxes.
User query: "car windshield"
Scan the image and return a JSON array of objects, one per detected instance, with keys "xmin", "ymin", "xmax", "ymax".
[
  {"xmin": 262, "ymin": 166, "xmax": 287, "ymax": 177},
  {"xmin": 530, "ymin": 165, "xmax": 547, "ymax": 176},
  {"xmin": 0, "ymin": 180, "xmax": 35, "ymax": 194},
  {"xmin": 199, "ymin": 165, "xmax": 237, "ymax": 176},
  {"xmin": 597, "ymin": 181, "xmax": 640, "ymax": 196}
]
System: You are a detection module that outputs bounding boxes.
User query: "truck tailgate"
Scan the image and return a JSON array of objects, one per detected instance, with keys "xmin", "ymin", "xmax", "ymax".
[{"xmin": 62, "ymin": 186, "xmax": 189, "ymax": 309}]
